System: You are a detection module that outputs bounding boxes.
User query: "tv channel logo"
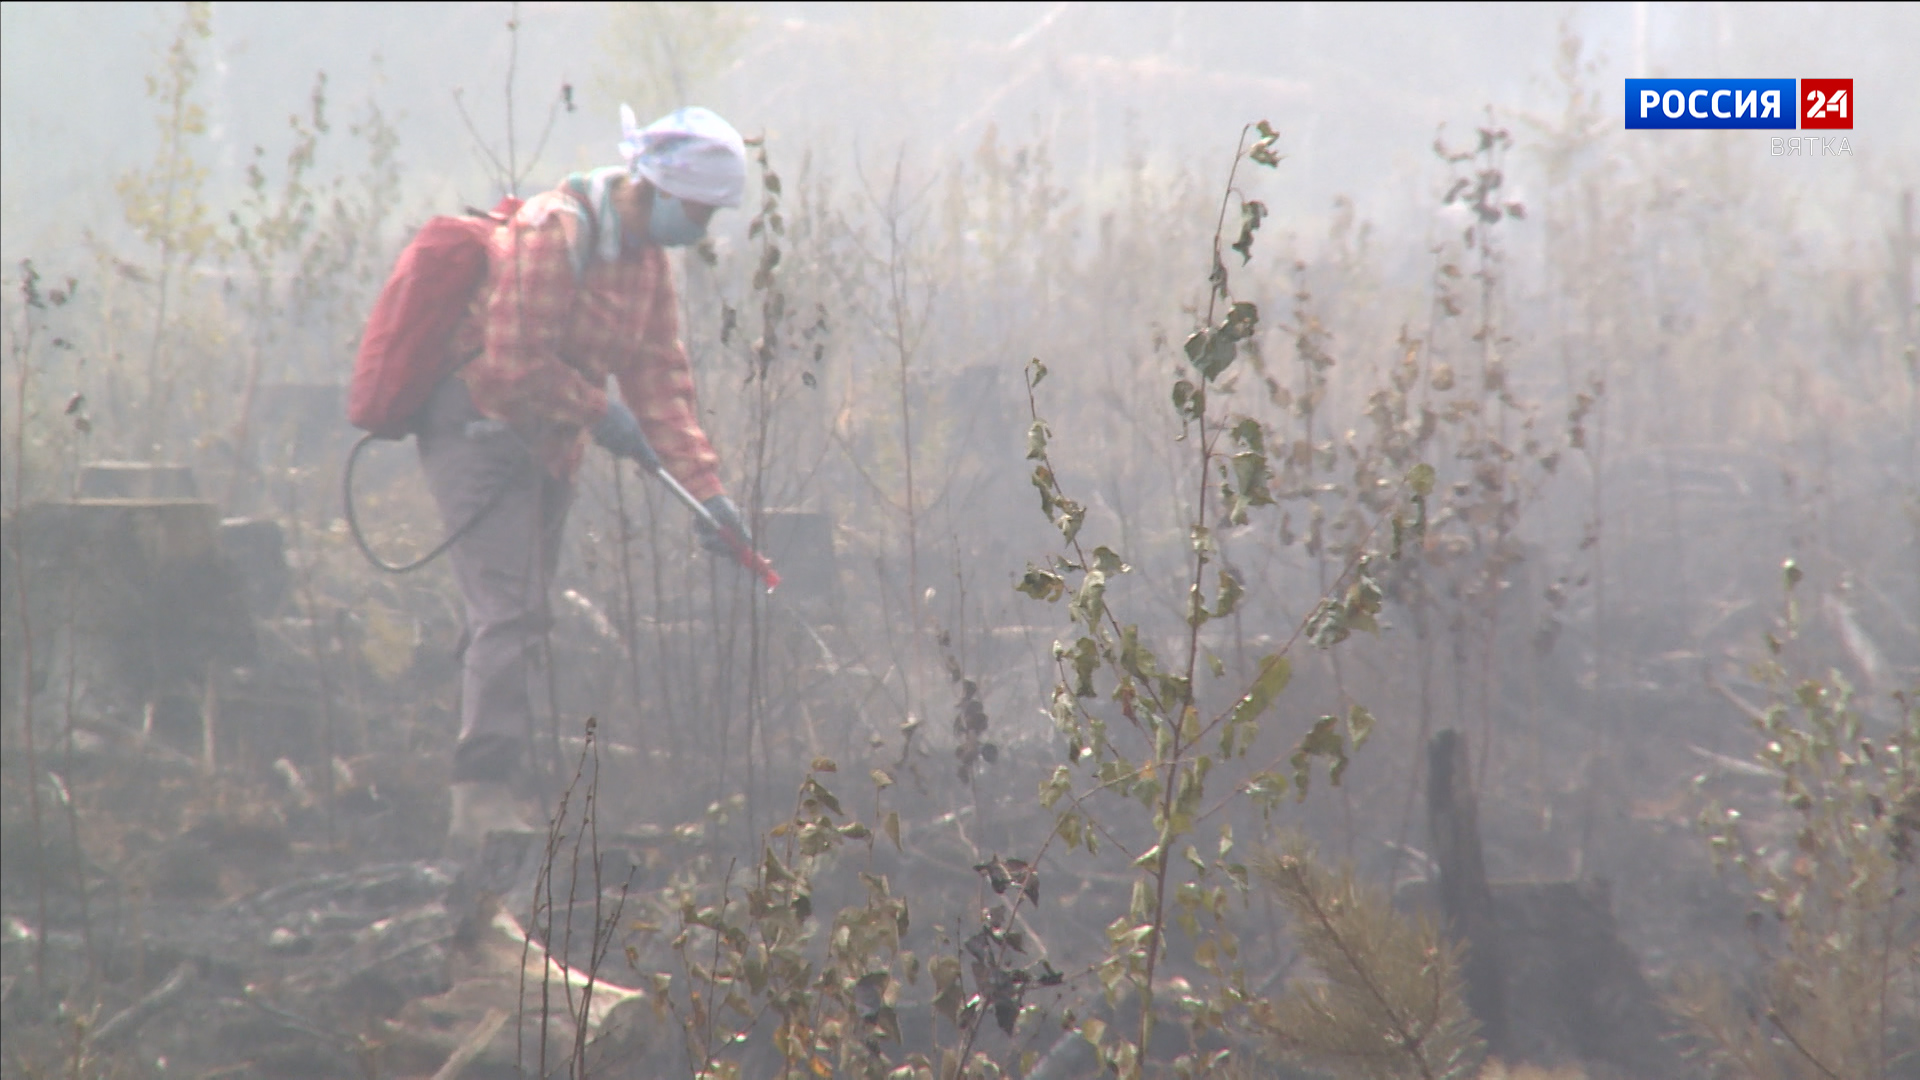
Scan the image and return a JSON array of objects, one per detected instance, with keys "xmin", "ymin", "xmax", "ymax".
[
  {"xmin": 1625, "ymin": 79, "xmax": 1852, "ymax": 130},
  {"xmin": 1797, "ymin": 79, "xmax": 1853, "ymax": 129}
]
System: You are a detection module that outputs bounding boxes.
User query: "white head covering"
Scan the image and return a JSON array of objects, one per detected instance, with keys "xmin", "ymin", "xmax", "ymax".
[{"xmin": 619, "ymin": 104, "xmax": 748, "ymax": 209}]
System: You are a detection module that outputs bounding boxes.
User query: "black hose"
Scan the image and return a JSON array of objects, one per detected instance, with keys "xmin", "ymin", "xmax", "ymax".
[{"xmin": 342, "ymin": 432, "xmax": 509, "ymax": 574}]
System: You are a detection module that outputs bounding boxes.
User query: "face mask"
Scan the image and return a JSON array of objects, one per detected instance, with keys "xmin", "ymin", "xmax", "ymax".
[{"xmin": 647, "ymin": 190, "xmax": 708, "ymax": 248}]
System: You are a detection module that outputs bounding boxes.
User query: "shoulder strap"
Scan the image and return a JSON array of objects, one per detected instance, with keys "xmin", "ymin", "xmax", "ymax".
[
  {"xmin": 464, "ymin": 194, "xmax": 525, "ymax": 223},
  {"xmin": 459, "ymin": 187, "xmax": 606, "ymax": 288},
  {"xmin": 555, "ymin": 181, "xmax": 600, "ymax": 281},
  {"xmin": 560, "ymin": 167, "xmax": 631, "ymax": 276}
]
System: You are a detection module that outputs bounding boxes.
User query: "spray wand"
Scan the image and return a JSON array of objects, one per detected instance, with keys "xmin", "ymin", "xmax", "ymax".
[
  {"xmin": 633, "ymin": 459, "xmax": 857, "ymax": 674},
  {"xmin": 635, "ymin": 460, "xmax": 781, "ymax": 593}
]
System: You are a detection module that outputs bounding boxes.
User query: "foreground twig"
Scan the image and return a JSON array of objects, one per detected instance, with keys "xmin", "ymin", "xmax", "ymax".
[
  {"xmin": 431, "ymin": 1007, "xmax": 509, "ymax": 1080},
  {"xmin": 1767, "ymin": 1009, "xmax": 1844, "ymax": 1080},
  {"xmin": 89, "ymin": 960, "xmax": 197, "ymax": 1049}
]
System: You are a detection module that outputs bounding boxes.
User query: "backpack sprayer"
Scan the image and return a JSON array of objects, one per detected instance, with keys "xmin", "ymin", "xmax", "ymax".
[
  {"xmin": 347, "ymin": 425, "xmax": 839, "ymax": 671},
  {"xmin": 345, "ymin": 423, "xmax": 781, "ymax": 593}
]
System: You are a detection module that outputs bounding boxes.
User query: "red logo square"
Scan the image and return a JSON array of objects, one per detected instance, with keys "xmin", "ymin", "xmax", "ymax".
[{"xmin": 1800, "ymin": 78, "xmax": 1853, "ymax": 129}]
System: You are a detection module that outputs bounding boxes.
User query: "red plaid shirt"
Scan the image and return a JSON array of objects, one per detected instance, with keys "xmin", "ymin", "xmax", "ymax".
[{"xmin": 448, "ymin": 186, "xmax": 724, "ymax": 500}]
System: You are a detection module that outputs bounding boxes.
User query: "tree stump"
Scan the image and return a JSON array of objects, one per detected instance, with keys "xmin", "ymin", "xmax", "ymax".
[
  {"xmin": 1427, "ymin": 727, "xmax": 1511, "ymax": 1056},
  {"xmin": 1407, "ymin": 729, "xmax": 1686, "ymax": 1077}
]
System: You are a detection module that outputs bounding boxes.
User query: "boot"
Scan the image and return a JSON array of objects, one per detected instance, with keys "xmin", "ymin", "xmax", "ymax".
[{"xmin": 444, "ymin": 780, "xmax": 534, "ymax": 861}]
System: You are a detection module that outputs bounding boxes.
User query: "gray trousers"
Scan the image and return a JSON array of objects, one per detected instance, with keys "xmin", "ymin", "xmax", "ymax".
[{"xmin": 416, "ymin": 377, "xmax": 573, "ymax": 783}]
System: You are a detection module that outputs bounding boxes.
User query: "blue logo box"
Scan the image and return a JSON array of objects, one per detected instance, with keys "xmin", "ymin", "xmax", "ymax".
[{"xmin": 1625, "ymin": 79, "xmax": 1797, "ymax": 129}]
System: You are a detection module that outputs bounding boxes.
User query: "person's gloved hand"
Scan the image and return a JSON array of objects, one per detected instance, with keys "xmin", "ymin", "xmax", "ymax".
[
  {"xmin": 590, "ymin": 399, "xmax": 661, "ymax": 470},
  {"xmin": 695, "ymin": 494, "xmax": 750, "ymax": 556}
]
